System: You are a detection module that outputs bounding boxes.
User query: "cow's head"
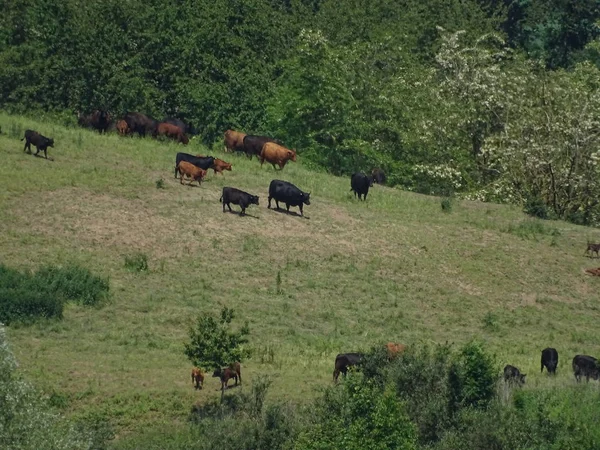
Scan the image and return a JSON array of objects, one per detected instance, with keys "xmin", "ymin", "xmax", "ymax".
[
  {"xmin": 302, "ymin": 192, "xmax": 311, "ymax": 205},
  {"xmin": 47, "ymin": 138, "xmax": 54, "ymax": 148},
  {"xmin": 289, "ymin": 150, "xmax": 297, "ymax": 162},
  {"xmin": 221, "ymin": 161, "xmax": 232, "ymax": 171},
  {"xmin": 181, "ymin": 134, "xmax": 190, "ymax": 145},
  {"xmin": 519, "ymin": 373, "xmax": 527, "ymax": 385},
  {"xmin": 251, "ymin": 195, "xmax": 260, "ymax": 206},
  {"xmin": 369, "ymin": 176, "xmax": 374, "ymax": 187},
  {"xmin": 212, "ymin": 368, "xmax": 222, "ymax": 378}
]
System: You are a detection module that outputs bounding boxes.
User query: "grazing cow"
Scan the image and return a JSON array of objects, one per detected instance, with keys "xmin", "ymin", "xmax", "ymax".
[
  {"xmin": 350, "ymin": 172, "xmax": 374, "ymax": 200},
  {"xmin": 386, "ymin": 342, "xmax": 406, "ymax": 360},
  {"xmin": 21, "ymin": 130, "xmax": 54, "ymax": 159},
  {"xmin": 260, "ymin": 142, "xmax": 297, "ymax": 170},
  {"xmin": 174, "ymin": 153, "xmax": 215, "ymax": 178},
  {"xmin": 220, "ymin": 187, "xmax": 259, "ymax": 215},
  {"xmin": 268, "ymin": 180, "xmax": 311, "ymax": 217},
  {"xmin": 163, "ymin": 117, "xmax": 194, "ymax": 135},
  {"xmin": 572, "ymin": 355, "xmax": 599, "ymax": 382},
  {"xmin": 372, "ymin": 168, "xmax": 386, "ymax": 185},
  {"xmin": 333, "ymin": 353, "xmax": 364, "ymax": 382},
  {"xmin": 584, "ymin": 243, "xmax": 600, "ymax": 258},
  {"xmin": 177, "ymin": 161, "xmax": 206, "ymax": 186},
  {"xmin": 243, "ymin": 135, "xmax": 282, "ymax": 159},
  {"xmin": 541, "ymin": 348, "xmax": 558, "ymax": 375},
  {"xmin": 191, "ymin": 367, "xmax": 204, "ymax": 390},
  {"xmin": 116, "ymin": 120, "xmax": 129, "ymax": 136},
  {"xmin": 123, "ymin": 112, "xmax": 158, "ymax": 138},
  {"xmin": 155, "ymin": 122, "xmax": 189, "ymax": 144},
  {"xmin": 212, "ymin": 362, "xmax": 242, "ymax": 390},
  {"xmin": 503, "ymin": 364, "xmax": 526, "ymax": 386},
  {"xmin": 224, "ymin": 130, "xmax": 247, "ymax": 154},
  {"xmin": 211, "ymin": 158, "xmax": 232, "ymax": 175},
  {"xmin": 77, "ymin": 110, "xmax": 112, "ymax": 133}
]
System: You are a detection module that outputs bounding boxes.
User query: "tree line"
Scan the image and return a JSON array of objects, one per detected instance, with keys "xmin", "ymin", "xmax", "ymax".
[{"xmin": 2, "ymin": 0, "xmax": 600, "ymax": 224}]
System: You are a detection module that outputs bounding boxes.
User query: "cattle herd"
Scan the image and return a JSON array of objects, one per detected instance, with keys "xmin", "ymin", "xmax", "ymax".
[{"xmin": 13, "ymin": 109, "xmax": 600, "ymax": 393}]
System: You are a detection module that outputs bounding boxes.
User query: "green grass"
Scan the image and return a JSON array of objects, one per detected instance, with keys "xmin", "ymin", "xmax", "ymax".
[{"xmin": 1, "ymin": 111, "xmax": 600, "ymax": 439}]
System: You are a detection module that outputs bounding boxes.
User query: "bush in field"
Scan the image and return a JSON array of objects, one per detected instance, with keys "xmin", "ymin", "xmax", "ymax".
[
  {"xmin": 0, "ymin": 264, "xmax": 109, "ymax": 324},
  {"xmin": 0, "ymin": 325, "xmax": 106, "ymax": 449},
  {"xmin": 184, "ymin": 307, "xmax": 250, "ymax": 371}
]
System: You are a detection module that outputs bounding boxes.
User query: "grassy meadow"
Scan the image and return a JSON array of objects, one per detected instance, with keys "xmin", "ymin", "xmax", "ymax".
[{"xmin": 1, "ymin": 111, "xmax": 600, "ymax": 439}]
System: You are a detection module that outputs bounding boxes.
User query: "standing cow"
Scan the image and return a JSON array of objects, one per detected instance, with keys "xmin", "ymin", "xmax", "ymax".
[
  {"xmin": 220, "ymin": 187, "xmax": 259, "ymax": 216},
  {"xmin": 212, "ymin": 362, "xmax": 242, "ymax": 390},
  {"xmin": 174, "ymin": 153, "xmax": 215, "ymax": 178},
  {"xmin": 123, "ymin": 112, "xmax": 158, "ymax": 138},
  {"xmin": 155, "ymin": 123, "xmax": 189, "ymax": 144},
  {"xmin": 176, "ymin": 161, "xmax": 206, "ymax": 186},
  {"xmin": 243, "ymin": 135, "xmax": 282, "ymax": 159},
  {"xmin": 268, "ymin": 180, "xmax": 311, "ymax": 217},
  {"xmin": 333, "ymin": 353, "xmax": 364, "ymax": 382},
  {"xmin": 503, "ymin": 364, "xmax": 526, "ymax": 386},
  {"xmin": 372, "ymin": 168, "xmax": 386, "ymax": 185},
  {"xmin": 21, "ymin": 130, "xmax": 54, "ymax": 159},
  {"xmin": 260, "ymin": 143, "xmax": 297, "ymax": 170},
  {"xmin": 224, "ymin": 129, "xmax": 246, "ymax": 154},
  {"xmin": 191, "ymin": 367, "xmax": 204, "ymax": 390},
  {"xmin": 573, "ymin": 355, "xmax": 599, "ymax": 382},
  {"xmin": 350, "ymin": 172, "xmax": 374, "ymax": 200},
  {"xmin": 541, "ymin": 348, "xmax": 558, "ymax": 375},
  {"xmin": 77, "ymin": 110, "xmax": 112, "ymax": 133}
]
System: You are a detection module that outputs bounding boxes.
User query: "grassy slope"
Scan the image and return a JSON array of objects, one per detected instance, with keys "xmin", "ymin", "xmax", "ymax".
[{"xmin": 1, "ymin": 112, "xmax": 600, "ymax": 437}]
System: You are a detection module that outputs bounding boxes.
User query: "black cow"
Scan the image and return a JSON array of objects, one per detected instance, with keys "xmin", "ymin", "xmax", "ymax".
[
  {"xmin": 350, "ymin": 172, "xmax": 373, "ymax": 200},
  {"xmin": 333, "ymin": 352, "xmax": 364, "ymax": 382},
  {"xmin": 572, "ymin": 355, "xmax": 599, "ymax": 382},
  {"xmin": 21, "ymin": 130, "xmax": 54, "ymax": 159},
  {"xmin": 77, "ymin": 110, "xmax": 111, "ymax": 133},
  {"xmin": 503, "ymin": 364, "xmax": 526, "ymax": 386},
  {"xmin": 268, "ymin": 180, "xmax": 311, "ymax": 217},
  {"xmin": 541, "ymin": 348, "xmax": 558, "ymax": 375},
  {"xmin": 243, "ymin": 135, "xmax": 282, "ymax": 159},
  {"xmin": 174, "ymin": 153, "xmax": 215, "ymax": 178},
  {"xmin": 123, "ymin": 112, "xmax": 158, "ymax": 138},
  {"xmin": 220, "ymin": 187, "xmax": 259, "ymax": 215},
  {"xmin": 163, "ymin": 117, "xmax": 194, "ymax": 135},
  {"xmin": 372, "ymin": 168, "xmax": 386, "ymax": 185}
]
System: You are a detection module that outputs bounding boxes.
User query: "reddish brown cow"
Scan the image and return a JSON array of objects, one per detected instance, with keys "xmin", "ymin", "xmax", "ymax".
[
  {"xmin": 177, "ymin": 161, "xmax": 206, "ymax": 186},
  {"xmin": 260, "ymin": 142, "xmax": 297, "ymax": 170},
  {"xmin": 212, "ymin": 362, "xmax": 242, "ymax": 390},
  {"xmin": 156, "ymin": 122, "xmax": 189, "ymax": 144},
  {"xmin": 386, "ymin": 342, "xmax": 406, "ymax": 360},
  {"xmin": 224, "ymin": 129, "xmax": 246, "ymax": 153},
  {"xmin": 191, "ymin": 367, "xmax": 204, "ymax": 390},
  {"xmin": 116, "ymin": 120, "xmax": 129, "ymax": 136},
  {"xmin": 585, "ymin": 267, "xmax": 600, "ymax": 276},
  {"xmin": 212, "ymin": 158, "xmax": 233, "ymax": 174}
]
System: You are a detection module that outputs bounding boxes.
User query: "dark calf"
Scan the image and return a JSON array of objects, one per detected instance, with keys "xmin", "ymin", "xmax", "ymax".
[
  {"xmin": 503, "ymin": 364, "xmax": 526, "ymax": 386},
  {"xmin": 333, "ymin": 352, "xmax": 364, "ymax": 382},
  {"xmin": 372, "ymin": 168, "xmax": 386, "ymax": 185},
  {"xmin": 350, "ymin": 172, "xmax": 374, "ymax": 200},
  {"xmin": 541, "ymin": 347, "xmax": 558, "ymax": 375},
  {"xmin": 572, "ymin": 355, "xmax": 599, "ymax": 382},
  {"xmin": 21, "ymin": 130, "xmax": 54, "ymax": 159},
  {"xmin": 220, "ymin": 187, "xmax": 259, "ymax": 215},
  {"xmin": 212, "ymin": 362, "xmax": 242, "ymax": 390},
  {"xmin": 584, "ymin": 243, "xmax": 600, "ymax": 258}
]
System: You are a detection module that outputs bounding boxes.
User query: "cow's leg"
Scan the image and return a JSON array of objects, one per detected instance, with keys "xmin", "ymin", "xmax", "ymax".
[
  {"xmin": 174, "ymin": 166, "xmax": 178, "ymax": 178},
  {"xmin": 227, "ymin": 203, "xmax": 232, "ymax": 212},
  {"xmin": 24, "ymin": 140, "xmax": 30, "ymax": 153},
  {"xmin": 286, "ymin": 203, "xmax": 290, "ymax": 213},
  {"xmin": 240, "ymin": 204, "xmax": 246, "ymax": 216},
  {"xmin": 238, "ymin": 370, "xmax": 242, "ymax": 384},
  {"xmin": 275, "ymin": 200, "xmax": 280, "ymax": 210},
  {"xmin": 43, "ymin": 147, "xmax": 48, "ymax": 159},
  {"xmin": 268, "ymin": 196, "xmax": 272, "ymax": 209},
  {"xmin": 180, "ymin": 174, "xmax": 185, "ymax": 185},
  {"xmin": 299, "ymin": 204, "xmax": 304, "ymax": 216},
  {"xmin": 333, "ymin": 369, "xmax": 339, "ymax": 383},
  {"xmin": 223, "ymin": 201, "xmax": 226, "ymax": 213},
  {"xmin": 34, "ymin": 146, "xmax": 40, "ymax": 157}
]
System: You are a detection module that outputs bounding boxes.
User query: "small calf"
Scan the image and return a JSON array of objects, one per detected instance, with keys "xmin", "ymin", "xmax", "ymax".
[
  {"xmin": 220, "ymin": 187, "xmax": 259, "ymax": 215},
  {"xmin": 191, "ymin": 367, "xmax": 204, "ymax": 390},
  {"xmin": 116, "ymin": 120, "xmax": 129, "ymax": 136},
  {"xmin": 503, "ymin": 364, "xmax": 526, "ymax": 386},
  {"xmin": 212, "ymin": 362, "xmax": 242, "ymax": 390},
  {"xmin": 21, "ymin": 129, "xmax": 54, "ymax": 159},
  {"xmin": 177, "ymin": 161, "xmax": 206, "ymax": 186},
  {"xmin": 541, "ymin": 347, "xmax": 558, "ymax": 375}
]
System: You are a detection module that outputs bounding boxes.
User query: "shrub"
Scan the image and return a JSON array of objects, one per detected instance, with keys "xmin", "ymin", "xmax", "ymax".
[
  {"xmin": 523, "ymin": 196, "xmax": 550, "ymax": 219},
  {"xmin": 441, "ymin": 197, "xmax": 453, "ymax": 213},
  {"xmin": 36, "ymin": 264, "xmax": 110, "ymax": 306},
  {"xmin": 124, "ymin": 253, "xmax": 149, "ymax": 273},
  {"xmin": 155, "ymin": 178, "xmax": 165, "ymax": 189},
  {"xmin": 0, "ymin": 287, "xmax": 63, "ymax": 324}
]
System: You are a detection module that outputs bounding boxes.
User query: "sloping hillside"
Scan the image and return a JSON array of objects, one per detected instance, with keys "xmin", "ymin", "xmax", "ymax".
[{"xmin": 1, "ymin": 112, "xmax": 600, "ymax": 434}]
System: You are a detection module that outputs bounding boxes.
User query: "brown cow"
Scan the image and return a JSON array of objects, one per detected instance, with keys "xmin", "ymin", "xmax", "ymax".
[
  {"xmin": 224, "ymin": 129, "xmax": 246, "ymax": 153},
  {"xmin": 212, "ymin": 362, "xmax": 242, "ymax": 390},
  {"xmin": 177, "ymin": 161, "xmax": 206, "ymax": 186},
  {"xmin": 195, "ymin": 155, "xmax": 233, "ymax": 175},
  {"xmin": 386, "ymin": 342, "xmax": 406, "ymax": 360},
  {"xmin": 116, "ymin": 120, "xmax": 129, "ymax": 136},
  {"xmin": 260, "ymin": 142, "xmax": 297, "ymax": 170},
  {"xmin": 585, "ymin": 267, "xmax": 600, "ymax": 276},
  {"xmin": 156, "ymin": 122, "xmax": 189, "ymax": 144},
  {"xmin": 191, "ymin": 367, "xmax": 204, "ymax": 390}
]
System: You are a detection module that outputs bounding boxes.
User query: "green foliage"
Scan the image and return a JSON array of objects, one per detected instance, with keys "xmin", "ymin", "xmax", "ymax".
[
  {"xmin": 295, "ymin": 376, "xmax": 417, "ymax": 450},
  {"xmin": 0, "ymin": 325, "xmax": 107, "ymax": 449},
  {"xmin": 155, "ymin": 178, "xmax": 165, "ymax": 189},
  {"xmin": 441, "ymin": 197, "xmax": 453, "ymax": 213},
  {"xmin": 0, "ymin": 264, "xmax": 108, "ymax": 324},
  {"xmin": 183, "ymin": 307, "xmax": 250, "ymax": 370},
  {"xmin": 124, "ymin": 253, "xmax": 148, "ymax": 273},
  {"xmin": 524, "ymin": 196, "xmax": 550, "ymax": 220}
]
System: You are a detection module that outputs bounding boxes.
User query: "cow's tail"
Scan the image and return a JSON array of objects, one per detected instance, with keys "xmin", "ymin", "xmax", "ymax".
[
  {"xmin": 219, "ymin": 195, "xmax": 223, "ymax": 203},
  {"xmin": 20, "ymin": 137, "xmax": 24, "ymax": 141}
]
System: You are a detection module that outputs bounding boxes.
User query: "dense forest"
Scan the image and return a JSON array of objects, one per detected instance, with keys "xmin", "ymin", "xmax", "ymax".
[{"xmin": 2, "ymin": 0, "xmax": 600, "ymax": 224}]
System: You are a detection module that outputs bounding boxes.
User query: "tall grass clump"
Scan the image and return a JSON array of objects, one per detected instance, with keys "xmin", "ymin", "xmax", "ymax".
[
  {"xmin": 124, "ymin": 253, "xmax": 149, "ymax": 273},
  {"xmin": 0, "ymin": 263, "xmax": 109, "ymax": 324}
]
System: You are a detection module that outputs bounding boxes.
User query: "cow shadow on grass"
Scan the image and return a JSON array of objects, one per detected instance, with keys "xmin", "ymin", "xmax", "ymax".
[
  {"xmin": 269, "ymin": 207, "xmax": 310, "ymax": 220},
  {"xmin": 223, "ymin": 210, "xmax": 259, "ymax": 219}
]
